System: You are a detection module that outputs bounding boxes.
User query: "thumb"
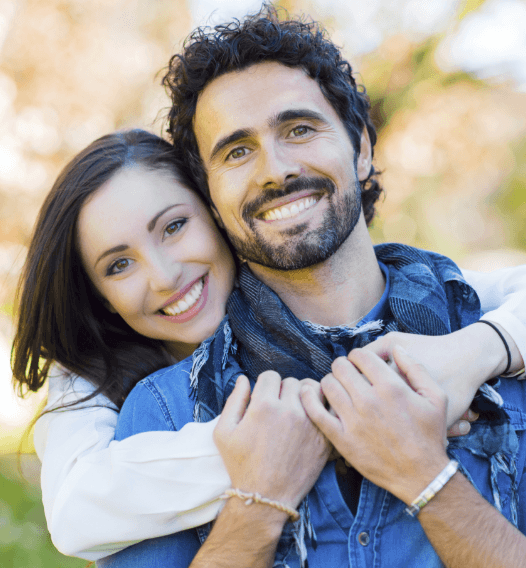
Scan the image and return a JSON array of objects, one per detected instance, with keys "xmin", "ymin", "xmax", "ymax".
[{"xmin": 217, "ymin": 375, "xmax": 251, "ymax": 432}]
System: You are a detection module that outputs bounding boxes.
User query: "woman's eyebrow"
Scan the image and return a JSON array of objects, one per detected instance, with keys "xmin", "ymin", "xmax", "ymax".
[
  {"xmin": 95, "ymin": 244, "xmax": 129, "ymax": 267},
  {"xmin": 147, "ymin": 204, "xmax": 183, "ymax": 232}
]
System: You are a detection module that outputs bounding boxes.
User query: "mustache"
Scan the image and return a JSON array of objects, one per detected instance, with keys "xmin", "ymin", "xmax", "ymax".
[{"xmin": 243, "ymin": 176, "xmax": 336, "ymax": 221}]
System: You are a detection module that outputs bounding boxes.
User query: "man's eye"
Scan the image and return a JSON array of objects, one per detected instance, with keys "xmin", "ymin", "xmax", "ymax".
[
  {"xmin": 164, "ymin": 219, "xmax": 186, "ymax": 238},
  {"xmin": 107, "ymin": 258, "xmax": 132, "ymax": 276},
  {"xmin": 290, "ymin": 125, "xmax": 311, "ymax": 137},
  {"xmin": 228, "ymin": 147, "xmax": 248, "ymax": 160}
]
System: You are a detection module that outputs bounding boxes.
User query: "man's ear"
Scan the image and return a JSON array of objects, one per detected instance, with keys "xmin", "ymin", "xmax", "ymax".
[
  {"xmin": 211, "ymin": 204, "xmax": 225, "ymax": 229},
  {"xmin": 356, "ymin": 127, "xmax": 373, "ymax": 182}
]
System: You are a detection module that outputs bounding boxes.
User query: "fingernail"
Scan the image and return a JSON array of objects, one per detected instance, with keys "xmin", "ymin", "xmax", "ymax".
[
  {"xmin": 459, "ymin": 420, "xmax": 470, "ymax": 435},
  {"xmin": 468, "ymin": 409, "xmax": 478, "ymax": 421}
]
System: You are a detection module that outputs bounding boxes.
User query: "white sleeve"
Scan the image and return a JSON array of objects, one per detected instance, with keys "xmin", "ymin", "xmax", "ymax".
[
  {"xmin": 34, "ymin": 369, "xmax": 230, "ymax": 561},
  {"xmin": 461, "ymin": 265, "xmax": 526, "ymax": 369}
]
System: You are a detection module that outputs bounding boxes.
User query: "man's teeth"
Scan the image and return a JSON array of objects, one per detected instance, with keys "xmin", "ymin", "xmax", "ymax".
[
  {"xmin": 262, "ymin": 196, "xmax": 318, "ymax": 221},
  {"xmin": 160, "ymin": 278, "xmax": 204, "ymax": 316}
]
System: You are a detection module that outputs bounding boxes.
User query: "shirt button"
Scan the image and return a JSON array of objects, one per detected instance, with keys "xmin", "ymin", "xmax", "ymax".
[{"xmin": 358, "ymin": 531, "xmax": 370, "ymax": 546}]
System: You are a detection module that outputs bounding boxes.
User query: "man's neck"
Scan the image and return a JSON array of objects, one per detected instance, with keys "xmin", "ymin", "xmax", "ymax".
[{"xmin": 247, "ymin": 219, "xmax": 385, "ymax": 327}]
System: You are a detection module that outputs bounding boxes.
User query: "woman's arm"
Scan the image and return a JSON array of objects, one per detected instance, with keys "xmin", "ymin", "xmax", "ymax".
[
  {"xmin": 35, "ymin": 370, "xmax": 230, "ymax": 561},
  {"xmin": 462, "ymin": 265, "xmax": 526, "ymax": 372}
]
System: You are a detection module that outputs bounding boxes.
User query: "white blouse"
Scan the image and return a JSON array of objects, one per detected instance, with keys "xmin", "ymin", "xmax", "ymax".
[{"xmin": 33, "ymin": 265, "xmax": 526, "ymax": 561}]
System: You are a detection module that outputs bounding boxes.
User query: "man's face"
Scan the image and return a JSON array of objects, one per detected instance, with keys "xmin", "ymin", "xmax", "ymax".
[{"xmin": 194, "ymin": 61, "xmax": 370, "ymax": 270}]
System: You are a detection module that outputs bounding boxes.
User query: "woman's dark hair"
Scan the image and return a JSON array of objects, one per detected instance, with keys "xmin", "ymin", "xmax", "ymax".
[
  {"xmin": 163, "ymin": 4, "xmax": 383, "ymax": 225},
  {"xmin": 12, "ymin": 129, "xmax": 195, "ymax": 409}
]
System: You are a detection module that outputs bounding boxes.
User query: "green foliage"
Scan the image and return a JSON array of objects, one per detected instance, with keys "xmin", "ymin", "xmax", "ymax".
[{"xmin": 0, "ymin": 464, "xmax": 86, "ymax": 568}]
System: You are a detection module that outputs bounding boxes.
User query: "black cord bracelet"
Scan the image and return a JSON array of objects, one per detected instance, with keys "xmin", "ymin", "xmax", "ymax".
[{"xmin": 477, "ymin": 320, "xmax": 512, "ymax": 375}]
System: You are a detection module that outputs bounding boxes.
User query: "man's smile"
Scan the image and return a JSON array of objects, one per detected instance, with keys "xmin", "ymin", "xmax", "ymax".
[{"xmin": 259, "ymin": 194, "xmax": 321, "ymax": 222}]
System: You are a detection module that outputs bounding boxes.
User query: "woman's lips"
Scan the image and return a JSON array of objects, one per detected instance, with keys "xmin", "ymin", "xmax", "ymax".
[{"xmin": 158, "ymin": 274, "xmax": 209, "ymax": 323}]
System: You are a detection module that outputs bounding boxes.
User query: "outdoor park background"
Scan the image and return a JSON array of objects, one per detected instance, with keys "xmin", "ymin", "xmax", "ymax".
[{"xmin": 1, "ymin": 0, "xmax": 525, "ymax": 565}]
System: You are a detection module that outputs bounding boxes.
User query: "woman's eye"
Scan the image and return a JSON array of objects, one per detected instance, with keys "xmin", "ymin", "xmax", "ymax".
[
  {"xmin": 107, "ymin": 258, "xmax": 132, "ymax": 276},
  {"xmin": 164, "ymin": 219, "xmax": 186, "ymax": 238},
  {"xmin": 290, "ymin": 125, "xmax": 311, "ymax": 137}
]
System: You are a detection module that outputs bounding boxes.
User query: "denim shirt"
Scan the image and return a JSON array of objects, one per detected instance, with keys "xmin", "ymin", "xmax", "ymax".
[
  {"xmin": 102, "ymin": 357, "xmax": 526, "ymax": 568},
  {"xmin": 103, "ymin": 246, "xmax": 526, "ymax": 567}
]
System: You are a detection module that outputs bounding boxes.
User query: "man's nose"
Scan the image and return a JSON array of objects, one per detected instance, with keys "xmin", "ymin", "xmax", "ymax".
[{"xmin": 254, "ymin": 142, "xmax": 301, "ymax": 189}]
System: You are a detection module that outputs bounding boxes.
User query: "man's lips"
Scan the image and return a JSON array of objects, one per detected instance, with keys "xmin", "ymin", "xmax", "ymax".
[
  {"xmin": 256, "ymin": 191, "xmax": 322, "ymax": 219},
  {"xmin": 257, "ymin": 192, "xmax": 322, "ymax": 222}
]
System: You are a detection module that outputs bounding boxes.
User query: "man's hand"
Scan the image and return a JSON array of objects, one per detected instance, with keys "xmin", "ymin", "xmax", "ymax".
[
  {"xmin": 214, "ymin": 373, "xmax": 331, "ymax": 509},
  {"xmin": 361, "ymin": 330, "xmax": 488, "ymax": 431},
  {"xmin": 300, "ymin": 347, "xmax": 450, "ymax": 506}
]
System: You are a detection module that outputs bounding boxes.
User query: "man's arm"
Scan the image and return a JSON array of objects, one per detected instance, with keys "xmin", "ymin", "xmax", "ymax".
[
  {"xmin": 190, "ymin": 373, "xmax": 331, "ymax": 568},
  {"xmin": 301, "ymin": 347, "xmax": 526, "ymax": 568}
]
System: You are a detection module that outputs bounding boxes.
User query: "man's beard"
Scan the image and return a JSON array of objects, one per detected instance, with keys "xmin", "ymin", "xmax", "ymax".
[{"xmin": 222, "ymin": 175, "xmax": 362, "ymax": 271}]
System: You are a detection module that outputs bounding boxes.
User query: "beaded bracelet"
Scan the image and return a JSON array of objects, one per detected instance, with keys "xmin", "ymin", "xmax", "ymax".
[
  {"xmin": 220, "ymin": 488, "xmax": 300, "ymax": 522},
  {"xmin": 405, "ymin": 460, "xmax": 459, "ymax": 517}
]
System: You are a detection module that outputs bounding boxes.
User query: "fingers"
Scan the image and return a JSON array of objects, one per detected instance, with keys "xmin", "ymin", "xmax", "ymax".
[
  {"xmin": 299, "ymin": 378, "xmax": 325, "ymax": 404},
  {"xmin": 447, "ymin": 409, "xmax": 479, "ymax": 437},
  {"xmin": 390, "ymin": 346, "xmax": 443, "ymax": 401},
  {"xmin": 252, "ymin": 370, "xmax": 283, "ymax": 402},
  {"xmin": 300, "ymin": 383, "xmax": 342, "ymax": 439},
  {"xmin": 447, "ymin": 419, "xmax": 471, "ymax": 437},
  {"xmin": 215, "ymin": 375, "xmax": 251, "ymax": 435}
]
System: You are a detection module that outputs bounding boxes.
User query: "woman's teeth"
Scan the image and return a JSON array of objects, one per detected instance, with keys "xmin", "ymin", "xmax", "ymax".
[
  {"xmin": 160, "ymin": 278, "xmax": 204, "ymax": 316},
  {"xmin": 262, "ymin": 196, "xmax": 318, "ymax": 221}
]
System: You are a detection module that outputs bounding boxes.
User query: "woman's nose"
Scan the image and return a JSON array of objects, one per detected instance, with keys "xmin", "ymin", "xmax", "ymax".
[{"xmin": 148, "ymin": 257, "xmax": 183, "ymax": 293}]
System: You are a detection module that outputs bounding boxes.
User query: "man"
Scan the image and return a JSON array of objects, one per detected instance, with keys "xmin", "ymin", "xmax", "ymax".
[{"xmin": 106, "ymin": 7, "xmax": 526, "ymax": 568}]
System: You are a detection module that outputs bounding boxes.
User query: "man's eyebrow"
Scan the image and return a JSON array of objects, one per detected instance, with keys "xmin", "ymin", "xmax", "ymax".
[
  {"xmin": 209, "ymin": 128, "xmax": 255, "ymax": 162},
  {"xmin": 269, "ymin": 109, "xmax": 327, "ymax": 128},
  {"xmin": 95, "ymin": 204, "xmax": 182, "ymax": 268}
]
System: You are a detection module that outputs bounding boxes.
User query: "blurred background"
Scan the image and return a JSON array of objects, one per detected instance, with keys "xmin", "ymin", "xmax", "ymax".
[{"xmin": 1, "ymin": 0, "xmax": 525, "ymax": 565}]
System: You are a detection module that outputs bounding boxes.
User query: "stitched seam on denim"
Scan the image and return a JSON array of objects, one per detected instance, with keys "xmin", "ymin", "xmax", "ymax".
[{"xmin": 140, "ymin": 379, "xmax": 177, "ymax": 431}]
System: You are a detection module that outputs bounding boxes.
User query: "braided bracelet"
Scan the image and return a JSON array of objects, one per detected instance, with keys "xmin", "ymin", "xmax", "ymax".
[
  {"xmin": 220, "ymin": 488, "xmax": 300, "ymax": 522},
  {"xmin": 405, "ymin": 460, "xmax": 459, "ymax": 517},
  {"xmin": 477, "ymin": 320, "xmax": 512, "ymax": 376}
]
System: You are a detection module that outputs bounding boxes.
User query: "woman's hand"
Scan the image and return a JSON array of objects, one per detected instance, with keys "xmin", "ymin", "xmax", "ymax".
[
  {"xmin": 361, "ymin": 330, "xmax": 488, "ymax": 431},
  {"xmin": 300, "ymin": 347, "xmax": 451, "ymax": 505}
]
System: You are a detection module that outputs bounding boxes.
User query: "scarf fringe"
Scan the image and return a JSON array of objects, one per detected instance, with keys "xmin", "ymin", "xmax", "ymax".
[{"xmin": 303, "ymin": 318, "xmax": 384, "ymax": 339}]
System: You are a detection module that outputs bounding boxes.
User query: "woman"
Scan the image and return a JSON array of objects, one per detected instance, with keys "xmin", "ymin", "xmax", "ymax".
[{"xmin": 12, "ymin": 129, "xmax": 526, "ymax": 562}]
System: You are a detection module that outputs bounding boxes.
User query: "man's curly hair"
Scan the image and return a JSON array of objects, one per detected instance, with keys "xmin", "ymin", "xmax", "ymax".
[{"xmin": 163, "ymin": 5, "xmax": 383, "ymax": 225}]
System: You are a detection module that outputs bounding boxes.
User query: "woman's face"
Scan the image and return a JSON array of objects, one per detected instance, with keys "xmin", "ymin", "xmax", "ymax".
[{"xmin": 77, "ymin": 165, "xmax": 236, "ymax": 360}]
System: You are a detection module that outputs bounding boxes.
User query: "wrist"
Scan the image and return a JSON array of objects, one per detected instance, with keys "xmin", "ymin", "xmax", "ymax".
[
  {"xmin": 393, "ymin": 453, "xmax": 451, "ymax": 506},
  {"xmin": 221, "ymin": 493, "xmax": 289, "ymax": 539},
  {"xmin": 478, "ymin": 319, "xmax": 523, "ymax": 376}
]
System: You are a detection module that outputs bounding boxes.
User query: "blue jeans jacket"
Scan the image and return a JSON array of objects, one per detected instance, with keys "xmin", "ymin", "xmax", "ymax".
[{"xmin": 98, "ymin": 357, "xmax": 526, "ymax": 568}]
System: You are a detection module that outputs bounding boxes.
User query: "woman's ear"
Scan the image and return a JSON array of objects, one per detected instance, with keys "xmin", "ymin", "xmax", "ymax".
[{"xmin": 357, "ymin": 127, "xmax": 373, "ymax": 182}]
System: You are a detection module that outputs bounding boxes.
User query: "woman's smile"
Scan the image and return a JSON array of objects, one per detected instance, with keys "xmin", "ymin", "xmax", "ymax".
[{"xmin": 157, "ymin": 274, "xmax": 208, "ymax": 323}]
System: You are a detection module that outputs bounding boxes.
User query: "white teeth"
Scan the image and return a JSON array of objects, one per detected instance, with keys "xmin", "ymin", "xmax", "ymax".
[
  {"xmin": 262, "ymin": 196, "xmax": 319, "ymax": 221},
  {"xmin": 160, "ymin": 278, "xmax": 204, "ymax": 316}
]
